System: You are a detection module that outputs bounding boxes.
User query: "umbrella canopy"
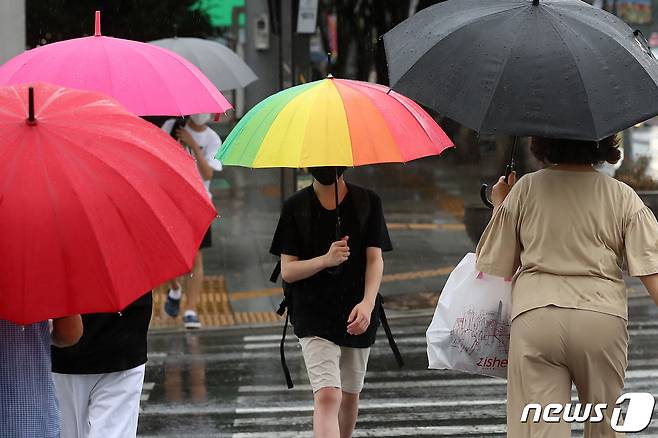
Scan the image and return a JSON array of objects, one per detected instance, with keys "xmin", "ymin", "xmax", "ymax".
[
  {"xmin": 149, "ymin": 37, "xmax": 257, "ymax": 92},
  {"xmin": 0, "ymin": 12, "xmax": 231, "ymax": 117},
  {"xmin": 0, "ymin": 83, "xmax": 217, "ymax": 324},
  {"xmin": 384, "ymin": 0, "xmax": 658, "ymax": 141},
  {"xmin": 217, "ymin": 77, "xmax": 453, "ymax": 168}
]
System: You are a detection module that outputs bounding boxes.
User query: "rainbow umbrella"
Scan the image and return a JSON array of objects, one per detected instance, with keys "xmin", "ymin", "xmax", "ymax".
[{"xmin": 217, "ymin": 77, "xmax": 453, "ymax": 168}]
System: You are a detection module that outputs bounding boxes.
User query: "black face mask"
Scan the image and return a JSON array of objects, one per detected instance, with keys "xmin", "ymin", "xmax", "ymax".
[{"xmin": 309, "ymin": 166, "xmax": 346, "ymax": 186}]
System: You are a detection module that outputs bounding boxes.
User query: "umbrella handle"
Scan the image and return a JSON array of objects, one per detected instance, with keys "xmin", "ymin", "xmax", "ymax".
[
  {"xmin": 481, "ymin": 163, "xmax": 514, "ymax": 209},
  {"xmin": 480, "ymin": 184, "xmax": 495, "ymax": 209},
  {"xmin": 481, "ymin": 137, "xmax": 517, "ymax": 209}
]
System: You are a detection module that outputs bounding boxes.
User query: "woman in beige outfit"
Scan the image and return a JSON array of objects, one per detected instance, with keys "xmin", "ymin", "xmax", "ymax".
[{"xmin": 476, "ymin": 136, "xmax": 658, "ymax": 438}]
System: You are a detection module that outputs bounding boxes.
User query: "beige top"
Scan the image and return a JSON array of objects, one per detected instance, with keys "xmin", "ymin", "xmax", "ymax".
[{"xmin": 476, "ymin": 168, "xmax": 658, "ymax": 321}]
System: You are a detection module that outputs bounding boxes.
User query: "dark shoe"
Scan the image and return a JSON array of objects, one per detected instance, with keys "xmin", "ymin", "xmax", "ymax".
[{"xmin": 164, "ymin": 293, "xmax": 181, "ymax": 318}]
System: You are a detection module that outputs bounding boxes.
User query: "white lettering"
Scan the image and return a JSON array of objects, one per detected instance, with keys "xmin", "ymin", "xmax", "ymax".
[
  {"xmin": 611, "ymin": 393, "xmax": 656, "ymax": 432},
  {"xmin": 542, "ymin": 403, "xmax": 563, "ymax": 423},
  {"xmin": 520, "ymin": 404, "xmax": 542, "ymax": 423},
  {"xmin": 520, "ymin": 393, "xmax": 655, "ymax": 428},
  {"xmin": 562, "ymin": 403, "xmax": 592, "ymax": 423},
  {"xmin": 590, "ymin": 404, "xmax": 607, "ymax": 423}
]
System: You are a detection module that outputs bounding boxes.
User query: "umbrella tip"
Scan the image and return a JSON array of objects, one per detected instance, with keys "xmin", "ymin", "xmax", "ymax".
[
  {"xmin": 94, "ymin": 10, "xmax": 101, "ymax": 36},
  {"xmin": 532, "ymin": 0, "xmax": 539, "ymax": 5},
  {"xmin": 27, "ymin": 86, "xmax": 37, "ymax": 126}
]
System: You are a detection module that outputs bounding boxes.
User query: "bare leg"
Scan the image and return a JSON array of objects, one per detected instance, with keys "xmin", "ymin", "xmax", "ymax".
[
  {"xmin": 313, "ymin": 387, "xmax": 342, "ymax": 438},
  {"xmin": 184, "ymin": 251, "xmax": 204, "ymax": 313},
  {"xmin": 338, "ymin": 391, "xmax": 359, "ymax": 438},
  {"xmin": 168, "ymin": 279, "xmax": 181, "ymax": 292}
]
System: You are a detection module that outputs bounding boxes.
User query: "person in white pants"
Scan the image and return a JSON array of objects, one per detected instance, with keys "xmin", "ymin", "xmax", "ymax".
[
  {"xmin": 51, "ymin": 292, "xmax": 152, "ymax": 438},
  {"xmin": 52, "ymin": 364, "xmax": 145, "ymax": 437}
]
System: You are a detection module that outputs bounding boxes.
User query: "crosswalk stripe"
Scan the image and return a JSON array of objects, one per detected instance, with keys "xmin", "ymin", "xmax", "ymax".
[
  {"xmin": 234, "ymin": 398, "xmax": 506, "ymax": 415},
  {"xmin": 236, "ymin": 369, "xmax": 658, "ymax": 393},
  {"xmin": 241, "ymin": 324, "xmax": 658, "ymax": 347},
  {"xmin": 230, "ymin": 424, "xmax": 508, "ymax": 437}
]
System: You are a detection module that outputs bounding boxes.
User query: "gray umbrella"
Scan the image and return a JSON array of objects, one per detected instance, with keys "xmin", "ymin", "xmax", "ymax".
[
  {"xmin": 384, "ymin": 0, "xmax": 658, "ymax": 141},
  {"xmin": 149, "ymin": 37, "xmax": 257, "ymax": 92}
]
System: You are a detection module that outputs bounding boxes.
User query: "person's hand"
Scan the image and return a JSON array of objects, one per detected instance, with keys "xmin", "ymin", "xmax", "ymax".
[
  {"xmin": 347, "ymin": 300, "xmax": 374, "ymax": 335},
  {"xmin": 323, "ymin": 236, "xmax": 349, "ymax": 268},
  {"xmin": 491, "ymin": 171, "xmax": 516, "ymax": 208},
  {"xmin": 176, "ymin": 128, "xmax": 199, "ymax": 151}
]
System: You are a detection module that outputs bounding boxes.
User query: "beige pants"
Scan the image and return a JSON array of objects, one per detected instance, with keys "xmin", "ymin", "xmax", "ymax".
[
  {"xmin": 299, "ymin": 336, "xmax": 370, "ymax": 394},
  {"xmin": 507, "ymin": 306, "xmax": 628, "ymax": 438}
]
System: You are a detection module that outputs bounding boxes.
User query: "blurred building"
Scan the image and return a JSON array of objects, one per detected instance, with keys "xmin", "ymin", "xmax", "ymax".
[{"xmin": 0, "ymin": 0, "xmax": 26, "ymax": 64}]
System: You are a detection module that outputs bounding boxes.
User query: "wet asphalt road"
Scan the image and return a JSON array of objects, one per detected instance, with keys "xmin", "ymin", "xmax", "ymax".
[{"xmin": 137, "ymin": 294, "xmax": 658, "ymax": 437}]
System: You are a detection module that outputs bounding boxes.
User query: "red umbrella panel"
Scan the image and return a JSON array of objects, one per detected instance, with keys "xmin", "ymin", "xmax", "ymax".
[{"xmin": 0, "ymin": 83, "xmax": 217, "ymax": 324}]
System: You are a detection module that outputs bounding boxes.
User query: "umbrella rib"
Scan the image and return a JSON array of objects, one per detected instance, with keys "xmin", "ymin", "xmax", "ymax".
[
  {"xmin": 390, "ymin": 5, "xmax": 525, "ymax": 88},
  {"xmin": 46, "ymin": 128, "xmax": 195, "ymax": 278},
  {"xmin": 39, "ymin": 130, "xmax": 120, "ymax": 311},
  {"xmin": 299, "ymin": 82, "xmax": 329, "ymax": 167},
  {"xmin": 335, "ymin": 81, "xmax": 358, "ymax": 166},
  {"xmin": 98, "ymin": 38, "xmax": 118, "ymax": 110},
  {"xmin": 250, "ymin": 83, "xmax": 316, "ymax": 168},
  {"xmin": 473, "ymin": 8, "xmax": 530, "ymax": 134},
  {"xmin": 333, "ymin": 80, "xmax": 384, "ymax": 165},
  {"xmin": 124, "ymin": 42, "xmax": 183, "ymax": 116},
  {"xmin": 148, "ymin": 43, "xmax": 231, "ymax": 113},
  {"xmin": 343, "ymin": 80, "xmax": 447, "ymax": 162},
  {"xmin": 389, "ymin": 92, "xmax": 451, "ymax": 161},
  {"xmin": 542, "ymin": 10, "xmax": 598, "ymax": 137}
]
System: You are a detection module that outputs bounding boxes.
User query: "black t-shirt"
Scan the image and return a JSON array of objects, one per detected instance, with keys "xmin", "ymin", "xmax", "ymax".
[
  {"xmin": 51, "ymin": 292, "xmax": 152, "ymax": 374},
  {"xmin": 270, "ymin": 184, "xmax": 392, "ymax": 348}
]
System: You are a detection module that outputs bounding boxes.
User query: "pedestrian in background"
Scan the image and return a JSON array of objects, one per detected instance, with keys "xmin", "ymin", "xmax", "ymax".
[
  {"xmin": 476, "ymin": 135, "xmax": 658, "ymax": 438},
  {"xmin": 270, "ymin": 166, "xmax": 392, "ymax": 438},
  {"xmin": 1, "ymin": 315, "xmax": 82, "ymax": 438},
  {"xmin": 162, "ymin": 114, "xmax": 222, "ymax": 329},
  {"xmin": 51, "ymin": 293, "xmax": 152, "ymax": 438}
]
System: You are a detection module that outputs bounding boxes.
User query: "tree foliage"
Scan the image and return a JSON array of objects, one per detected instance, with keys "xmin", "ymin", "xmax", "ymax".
[{"xmin": 26, "ymin": 0, "xmax": 216, "ymax": 47}]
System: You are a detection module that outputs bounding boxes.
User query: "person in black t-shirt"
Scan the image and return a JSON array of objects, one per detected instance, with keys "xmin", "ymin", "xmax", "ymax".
[
  {"xmin": 51, "ymin": 292, "xmax": 152, "ymax": 438},
  {"xmin": 270, "ymin": 166, "xmax": 392, "ymax": 438}
]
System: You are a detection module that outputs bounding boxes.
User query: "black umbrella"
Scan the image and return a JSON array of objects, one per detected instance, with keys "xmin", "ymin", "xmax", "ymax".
[
  {"xmin": 384, "ymin": 0, "xmax": 658, "ymax": 206},
  {"xmin": 384, "ymin": 0, "xmax": 658, "ymax": 141}
]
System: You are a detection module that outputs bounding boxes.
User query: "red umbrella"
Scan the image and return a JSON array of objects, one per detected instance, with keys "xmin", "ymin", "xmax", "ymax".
[{"xmin": 0, "ymin": 83, "xmax": 216, "ymax": 324}]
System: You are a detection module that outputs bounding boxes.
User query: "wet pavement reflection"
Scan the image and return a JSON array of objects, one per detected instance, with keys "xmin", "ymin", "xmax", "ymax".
[{"xmin": 138, "ymin": 294, "xmax": 658, "ymax": 437}]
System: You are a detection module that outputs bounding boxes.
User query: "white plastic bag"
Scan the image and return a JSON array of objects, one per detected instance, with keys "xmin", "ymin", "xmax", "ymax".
[{"xmin": 426, "ymin": 253, "xmax": 512, "ymax": 378}]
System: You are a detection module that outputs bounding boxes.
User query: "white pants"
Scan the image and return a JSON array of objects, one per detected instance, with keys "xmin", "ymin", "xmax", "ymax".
[{"xmin": 52, "ymin": 364, "xmax": 146, "ymax": 438}]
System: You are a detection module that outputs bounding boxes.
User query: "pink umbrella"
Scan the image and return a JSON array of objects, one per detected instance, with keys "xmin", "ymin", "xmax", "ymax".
[{"xmin": 0, "ymin": 11, "xmax": 231, "ymax": 116}]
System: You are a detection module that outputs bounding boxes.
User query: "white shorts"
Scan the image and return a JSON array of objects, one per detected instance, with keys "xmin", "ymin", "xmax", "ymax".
[
  {"xmin": 299, "ymin": 336, "xmax": 370, "ymax": 394},
  {"xmin": 52, "ymin": 364, "xmax": 145, "ymax": 438}
]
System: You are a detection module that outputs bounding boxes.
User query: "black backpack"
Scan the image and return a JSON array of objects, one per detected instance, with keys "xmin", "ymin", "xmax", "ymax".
[{"xmin": 271, "ymin": 184, "xmax": 404, "ymax": 388}]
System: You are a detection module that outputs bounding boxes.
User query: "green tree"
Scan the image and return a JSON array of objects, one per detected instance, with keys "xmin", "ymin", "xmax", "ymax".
[{"xmin": 26, "ymin": 0, "xmax": 216, "ymax": 47}]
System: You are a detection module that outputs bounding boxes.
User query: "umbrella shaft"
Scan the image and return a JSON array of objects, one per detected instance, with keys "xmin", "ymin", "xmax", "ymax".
[{"xmin": 28, "ymin": 87, "xmax": 35, "ymax": 123}]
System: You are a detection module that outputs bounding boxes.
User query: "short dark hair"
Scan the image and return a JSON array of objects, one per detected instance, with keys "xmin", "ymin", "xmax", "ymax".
[{"xmin": 530, "ymin": 135, "xmax": 621, "ymax": 166}]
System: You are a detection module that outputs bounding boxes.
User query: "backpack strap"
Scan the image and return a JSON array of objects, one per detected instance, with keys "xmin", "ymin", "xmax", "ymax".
[
  {"xmin": 279, "ymin": 311, "xmax": 294, "ymax": 389},
  {"xmin": 378, "ymin": 295, "xmax": 404, "ymax": 368},
  {"xmin": 272, "ymin": 261, "xmax": 294, "ymax": 388},
  {"xmin": 270, "ymin": 260, "xmax": 281, "ymax": 284}
]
